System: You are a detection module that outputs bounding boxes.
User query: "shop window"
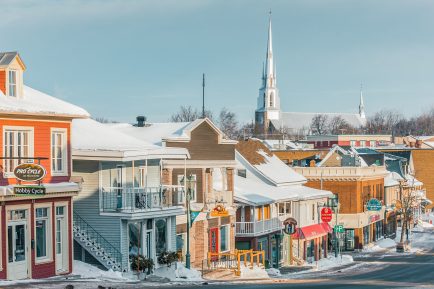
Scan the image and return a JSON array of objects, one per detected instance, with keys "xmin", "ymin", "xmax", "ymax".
[
  {"xmin": 256, "ymin": 207, "xmax": 263, "ymax": 221},
  {"xmin": 220, "ymin": 225, "xmax": 230, "ymax": 252},
  {"xmin": 264, "ymin": 205, "xmax": 270, "ymax": 220},
  {"xmin": 35, "ymin": 208, "xmax": 50, "ymax": 260},
  {"xmin": 155, "ymin": 219, "xmax": 167, "ymax": 256},
  {"xmin": 128, "ymin": 222, "xmax": 142, "ymax": 258},
  {"xmin": 176, "ymin": 233, "xmax": 186, "ymax": 261},
  {"xmin": 51, "ymin": 129, "xmax": 67, "ymax": 175},
  {"xmin": 3, "ymin": 128, "xmax": 33, "ymax": 175}
]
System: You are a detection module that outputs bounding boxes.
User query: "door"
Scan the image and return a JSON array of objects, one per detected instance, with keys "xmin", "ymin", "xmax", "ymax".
[
  {"xmin": 7, "ymin": 222, "xmax": 29, "ymax": 279},
  {"xmin": 55, "ymin": 207, "xmax": 68, "ymax": 273},
  {"xmin": 209, "ymin": 227, "xmax": 219, "ymax": 260}
]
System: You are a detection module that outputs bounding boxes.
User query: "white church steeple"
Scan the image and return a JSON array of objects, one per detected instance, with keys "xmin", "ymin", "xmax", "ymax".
[
  {"xmin": 256, "ymin": 13, "xmax": 280, "ymax": 124},
  {"xmin": 359, "ymin": 83, "xmax": 366, "ymax": 119}
]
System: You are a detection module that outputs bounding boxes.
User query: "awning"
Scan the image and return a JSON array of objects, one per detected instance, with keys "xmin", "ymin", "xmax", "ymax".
[{"xmin": 292, "ymin": 223, "xmax": 330, "ymax": 240}]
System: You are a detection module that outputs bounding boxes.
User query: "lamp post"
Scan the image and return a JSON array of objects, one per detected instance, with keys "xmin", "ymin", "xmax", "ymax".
[
  {"xmin": 328, "ymin": 195, "xmax": 340, "ymax": 258},
  {"xmin": 180, "ymin": 174, "xmax": 196, "ymax": 269}
]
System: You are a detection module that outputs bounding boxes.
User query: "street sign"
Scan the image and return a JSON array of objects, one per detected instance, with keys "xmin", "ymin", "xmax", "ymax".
[
  {"xmin": 334, "ymin": 225, "xmax": 344, "ymax": 233},
  {"xmin": 321, "ymin": 207, "xmax": 333, "ymax": 223},
  {"xmin": 283, "ymin": 218, "xmax": 297, "ymax": 235},
  {"xmin": 366, "ymin": 198, "xmax": 382, "ymax": 211},
  {"xmin": 13, "ymin": 186, "xmax": 46, "ymax": 195},
  {"xmin": 14, "ymin": 163, "xmax": 46, "ymax": 182}
]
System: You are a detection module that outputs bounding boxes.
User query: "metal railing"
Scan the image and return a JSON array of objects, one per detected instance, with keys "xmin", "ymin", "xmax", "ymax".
[
  {"xmin": 235, "ymin": 217, "xmax": 282, "ymax": 236},
  {"xmin": 101, "ymin": 185, "xmax": 184, "ymax": 213},
  {"xmin": 73, "ymin": 211, "xmax": 124, "ymax": 270}
]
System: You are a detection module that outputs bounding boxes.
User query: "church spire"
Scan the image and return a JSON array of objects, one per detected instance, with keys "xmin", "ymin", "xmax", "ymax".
[
  {"xmin": 265, "ymin": 11, "xmax": 274, "ymax": 88},
  {"xmin": 359, "ymin": 83, "xmax": 366, "ymax": 119}
]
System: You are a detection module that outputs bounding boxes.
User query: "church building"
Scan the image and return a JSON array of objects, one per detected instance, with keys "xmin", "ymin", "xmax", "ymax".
[{"xmin": 255, "ymin": 18, "xmax": 367, "ymax": 137}]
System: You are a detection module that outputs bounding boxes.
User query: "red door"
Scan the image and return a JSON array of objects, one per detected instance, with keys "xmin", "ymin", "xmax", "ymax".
[{"xmin": 209, "ymin": 227, "xmax": 219, "ymax": 260}]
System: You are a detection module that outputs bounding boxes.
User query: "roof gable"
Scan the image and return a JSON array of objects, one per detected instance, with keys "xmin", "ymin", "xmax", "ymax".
[{"xmin": 0, "ymin": 52, "xmax": 26, "ymax": 70}]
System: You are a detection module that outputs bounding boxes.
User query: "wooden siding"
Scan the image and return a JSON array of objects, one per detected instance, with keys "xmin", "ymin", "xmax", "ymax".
[
  {"xmin": 274, "ymin": 150, "xmax": 329, "ymax": 165},
  {"xmin": 0, "ymin": 70, "xmax": 5, "ymax": 95},
  {"xmin": 166, "ymin": 122, "xmax": 235, "ymax": 160},
  {"xmin": 72, "ymin": 160, "xmax": 122, "ymax": 249},
  {"xmin": 0, "ymin": 118, "xmax": 71, "ymax": 185},
  {"xmin": 409, "ymin": 150, "xmax": 434, "ymax": 209}
]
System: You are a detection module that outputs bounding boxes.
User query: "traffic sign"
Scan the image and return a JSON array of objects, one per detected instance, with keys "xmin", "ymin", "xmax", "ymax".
[
  {"xmin": 321, "ymin": 207, "xmax": 333, "ymax": 223},
  {"xmin": 366, "ymin": 198, "xmax": 382, "ymax": 211},
  {"xmin": 334, "ymin": 225, "xmax": 344, "ymax": 233}
]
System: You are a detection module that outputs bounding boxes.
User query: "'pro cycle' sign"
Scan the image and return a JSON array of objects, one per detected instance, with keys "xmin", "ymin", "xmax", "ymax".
[{"xmin": 14, "ymin": 163, "xmax": 46, "ymax": 182}]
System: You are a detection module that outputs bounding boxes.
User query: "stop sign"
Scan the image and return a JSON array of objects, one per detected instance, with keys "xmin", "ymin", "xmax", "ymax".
[{"xmin": 321, "ymin": 207, "xmax": 333, "ymax": 223}]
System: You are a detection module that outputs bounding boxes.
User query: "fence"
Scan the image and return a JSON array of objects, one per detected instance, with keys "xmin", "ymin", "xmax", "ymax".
[{"xmin": 202, "ymin": 250, "xmax": 265, "ymax": 277}]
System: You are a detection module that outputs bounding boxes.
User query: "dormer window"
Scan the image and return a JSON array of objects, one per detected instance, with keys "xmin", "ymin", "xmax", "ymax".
[{"xmin": 8, "ymin": 70, "xmax": 17, "ymax": 97}]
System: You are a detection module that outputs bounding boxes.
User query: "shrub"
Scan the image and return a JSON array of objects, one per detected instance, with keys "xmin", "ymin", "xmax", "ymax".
[
  {"xmin": 131, "ymin": 255, "xmax": 154, "ymax": 273},
  {"xmin": 157, "ymin": 251, "xmax": 179, "ymax": 267}
]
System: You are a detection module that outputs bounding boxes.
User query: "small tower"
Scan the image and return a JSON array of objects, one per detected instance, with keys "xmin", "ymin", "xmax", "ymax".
[
  {"xmin": 255, "ymin": 13, "xmax": 281, "ymax": 136},
  {"xmin": 359, "ymin": 84, "xmax": 366, "ymax": 119}
]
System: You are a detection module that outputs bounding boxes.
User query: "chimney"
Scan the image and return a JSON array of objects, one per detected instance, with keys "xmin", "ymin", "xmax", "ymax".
[
  {"xmin": 415, "ymin": 139, "xmax": 422, "ymax": 148},
  {"xmin": 136, "ymin": 116, "xmax": 146, "ymax": 127}
]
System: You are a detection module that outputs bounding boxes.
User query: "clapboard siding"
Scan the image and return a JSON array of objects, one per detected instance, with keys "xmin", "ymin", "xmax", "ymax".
[{"xmin": 72, "ymin": 160, "xmax": 122, "ymax": 249}]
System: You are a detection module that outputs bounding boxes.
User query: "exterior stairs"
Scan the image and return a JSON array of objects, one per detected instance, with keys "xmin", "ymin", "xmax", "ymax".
[{"xmin": 73, "ymin": 212, "xmax": 124, "ymax": 272}]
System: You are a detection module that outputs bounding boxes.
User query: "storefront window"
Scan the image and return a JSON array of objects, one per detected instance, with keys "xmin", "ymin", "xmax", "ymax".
[
  {"xmin": 155, "ymin": 219, "xmax": 167, "ymax": 255},
  {"xmin": 220, "ymin": 225, "xmax": 229, "ymax": 252},
  {"xmin": 375, "ymin": 221, "xmax": 384, "ymax": 241},
  {"xmin": 36, "ymin": 208, "xmax": 49, "ymax": 259},
  {"xmin": 306, "ymin": 240, "xmax": 314, "ymax": 262},
  {"xmin": 363, "ymin": 225, "xmax": 370, "ymax": 245},
  {"xmin": 344, "ymin": 229, "xmax": 355, "ymax": 251},
  {"xmin": 176, "ymin": 233, "xmax": 185, "ymax": 261},
  {"xmin": 128, "ymin": 222, "xmax": 142, "ymax": 258}
]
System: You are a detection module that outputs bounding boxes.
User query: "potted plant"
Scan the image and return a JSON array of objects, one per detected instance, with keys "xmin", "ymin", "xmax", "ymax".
[
  {"xmin": 157, "ymin": 251, "xmax": 179, "ymax": 267},
  {"xmin": 131, "ymin": 255, "xmax": 155, "ymax": 275}
]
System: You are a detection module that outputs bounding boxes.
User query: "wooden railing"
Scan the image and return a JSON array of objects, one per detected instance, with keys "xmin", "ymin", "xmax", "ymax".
[{"xmin": 205, "ymin": 249, "xmax": 265, "ymax": 276}]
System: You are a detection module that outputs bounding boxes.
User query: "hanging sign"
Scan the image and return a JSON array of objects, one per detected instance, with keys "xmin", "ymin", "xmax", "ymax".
[
  {"xmin": 210, "ymin": 204, "xmax": 229, "ymax": 217},
  {"xmin": 321, "ymin": 207, "xmax": 333, "ymax": 223},
  {"xmin": 283, "ymin": 218, "xmax": 297, "ymax": 235},
  {"xmin": 14, "ymin": 163, "xmax": 46, "ymax": 182},
  {"xmin": 189, "ymin": 210, "xmax": 201, "ymax": 227},
  {"xmin": 366, "ymin": 198, "xmax": 382, "ymax": 211}
]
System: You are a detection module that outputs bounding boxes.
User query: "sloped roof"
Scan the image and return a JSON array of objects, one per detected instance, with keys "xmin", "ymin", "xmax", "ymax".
[
  {"xmin": 270, "ymin": 111, "xmax": 366, "ymax": 132},
  {"xmin": 0, "ymin": 52, "xmax": 25, "ymax": 69},
  {"xmin": 0, "ymin": 86, "xmax": 89, "ymax": 118}
]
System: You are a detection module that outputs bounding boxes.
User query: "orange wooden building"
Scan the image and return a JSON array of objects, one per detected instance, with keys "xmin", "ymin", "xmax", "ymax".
[{"xmin": 0, "ymin": 52, "xmax": 88, "ymax": 280}]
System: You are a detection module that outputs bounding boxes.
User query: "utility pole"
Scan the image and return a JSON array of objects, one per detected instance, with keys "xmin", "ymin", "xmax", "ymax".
[{"xmin": 202, "ymin": 73, "xmax": 205, "ymax": 118}]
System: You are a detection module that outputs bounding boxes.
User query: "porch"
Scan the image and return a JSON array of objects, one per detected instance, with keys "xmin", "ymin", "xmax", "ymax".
[{"xmin": 235, "ymin": 217, "xmax": 282, "ymax": 237}]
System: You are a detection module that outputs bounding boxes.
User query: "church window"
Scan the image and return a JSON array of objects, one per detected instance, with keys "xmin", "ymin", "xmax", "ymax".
[{"xmin": 269, "ymin": 92, "xmax": 274, "ymax": 107}]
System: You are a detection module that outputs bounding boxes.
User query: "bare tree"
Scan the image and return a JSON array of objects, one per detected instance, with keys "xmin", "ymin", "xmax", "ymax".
[
  {"xmin": 218, "ymin": 107, "xmax": 238, "ymax": 139},
  {"xmin": 365, "ymin": 110, "xmax": 404, "ymax": 135},
  {"xmin": 397, "ymin": 180, "xmax": 421, "ymax": 249},
  {"xmin": 310, "ymin": 114, "xmax": 329, "ymax": 135},
  {"xmin": 328, "ymin": 116, "xmax": 352, "ymax": 135},
  {"xmin": 170, "ymin": 106, "xmax": 213, "ymax": 122},
  {"xmin": 93, "ymin": 117, "xmax": 118, "ymax": 123}
]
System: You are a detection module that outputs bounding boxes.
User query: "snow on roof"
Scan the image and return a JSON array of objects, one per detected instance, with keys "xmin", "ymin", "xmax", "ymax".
[
  {"xmin": 384, "ymin": 172, "xmax": 403, "ymax": 187},
  {"xmin": 262, "ymin": 139, "xmax": 302, "ymax": 150},
  {"xmin": 108, "ymin": 122, "xmax": 190, "ymax": 146},
  {"xmin": 405, "ymin": 175, "xmax": 423, "ymax": 187},
  {"xmin": 231, "ymin": 154, "xmax": 332, "ymax": 206},
  {"xmin": 0, "ymin": 86, "xmax": 89, "ymax": 118},
  {"xmin": 72, "ymin": 119, "xmax": 189, "ymax": 159}
]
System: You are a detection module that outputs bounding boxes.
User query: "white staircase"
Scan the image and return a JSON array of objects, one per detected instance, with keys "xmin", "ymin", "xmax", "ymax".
[{"xmin": 73, "ymin": 212, "xmax": 124, "ymax": 272}]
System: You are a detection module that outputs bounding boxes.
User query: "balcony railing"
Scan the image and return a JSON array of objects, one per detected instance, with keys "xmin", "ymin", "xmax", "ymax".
[
  {"xmin": 101, "ymin": 185, "xmax": 185, "ymax": 213},
  {"xmin": 235, "ymin": 217, "xmax": 282, "ymax": 237}
]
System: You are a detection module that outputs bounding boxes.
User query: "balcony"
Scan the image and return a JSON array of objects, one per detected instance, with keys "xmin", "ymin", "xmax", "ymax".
[
  {"xmin": 101, "ymin": 185, "xmax": 185, "ymax": 214},
  {"xmin": 235, "ymin": 217, "xmax": 282, "ymax": 237},
  {"xmin": 292, "ymin": 166, "xmax": 388, "ymax": 180}
]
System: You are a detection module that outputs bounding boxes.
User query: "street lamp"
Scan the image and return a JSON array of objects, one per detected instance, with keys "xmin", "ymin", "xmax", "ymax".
[
  {"xmin": 180, "ymin": 174, "xmax": 196, "ymax": 269},
  {"xmin": 327, "ymin": 195, "xmax": 340, "ymax": 258}
]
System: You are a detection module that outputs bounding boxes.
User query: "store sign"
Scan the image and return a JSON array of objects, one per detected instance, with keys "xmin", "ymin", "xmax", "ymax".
[
  {"xmin": 13, "ymin": 186, "xmax": 46, "ymax": 195},
  {"xmin": 366, "ymin": 198, "xmax": 382, "ymax": 211},
  {"xmin": 210, "ymin": 204, "xmax": 229, "ymax": 217},
  {"xmin": 14, "ymin": 163, "xmax": 46, "ymax": 182},
  {"xmin": 283, "ymin": 218, "xmax": 297, "ymax": 235},
  {"xmin": 321, "ymin": 207, "xmax": 333, "ymax": 223},
  {"xmin": 334, "ymin": 224, "xmax": 344, "ymax": 233}
]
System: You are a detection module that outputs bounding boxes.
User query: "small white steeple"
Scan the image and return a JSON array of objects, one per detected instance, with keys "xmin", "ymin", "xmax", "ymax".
[{"xmin": 359, "ymin": 83, "xmax": 366, "ymax": 119}]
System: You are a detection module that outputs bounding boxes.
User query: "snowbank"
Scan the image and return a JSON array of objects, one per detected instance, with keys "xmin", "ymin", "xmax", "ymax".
[
  {"xmin": 266, "ymin": 268, "xmax": 281, "ymax": 277},
  {"xmin": 363, "ymin": 238, "xmax": 396, "ymax": 252},
  {"xmin": 239, "ymin": 265, "xmax": 269, "ymax": 279},
  {"xmin": 73, "ymin": 260, "xmax": 128, "ymax": 281},
  {"xmin": 153, "ymin": 262, "xmax": 203, "ymax": 282},
  {"xmin": 315, "ymin": 255, "xmax": 353, "ymax": 270}
]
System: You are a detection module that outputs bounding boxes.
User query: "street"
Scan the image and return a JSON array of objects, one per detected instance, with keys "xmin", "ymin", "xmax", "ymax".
[{"xmin": 5, "ymin": 230, "xmax": 433, "ymax": 289}]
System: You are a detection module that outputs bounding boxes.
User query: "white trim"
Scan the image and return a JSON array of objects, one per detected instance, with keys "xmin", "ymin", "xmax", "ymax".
[
  {"xmin": 55, "ymin": 201, "xmax": 69, "ymax": 274},
  {"xmin": 50, "ymin": 128, "xmax": 68, "ymax": 176},
  {"xmin": 219, "ymin": 224, "xmax": 230, "ymax": 253},
  {"xmin": 34, "ymin": 203, "xmax": 53, "ymax": 264},
  {"xmin": 2, "ymin": 125, "xmax": 35, "ymax": 178}
]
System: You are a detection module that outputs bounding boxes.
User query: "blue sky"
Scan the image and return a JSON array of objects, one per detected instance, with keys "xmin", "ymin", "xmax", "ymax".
[{"xmin": 1, "ymin": 0, "xmax": 434, "ymax": 123}]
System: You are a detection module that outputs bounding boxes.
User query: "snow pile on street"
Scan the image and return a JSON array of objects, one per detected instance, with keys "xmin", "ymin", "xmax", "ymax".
[
  {"xmin": 239, "ymin": 265, "xmax": 269, "ymax": 279},
  {"xmin": 73, "ymin": 260, "xmax": 128, "ymax": 281},
  {"xmin": 413, "ymin": 220, "xmax": 434, "ymax": 232},
  {"xmin": 266, "ymin": 268, "xmax": 281, "ymax": 277},
  {"xmin": 315, "ymin": 255, "xmax": 353, "ymax": 270},
  {"xmin": 153, "ymin": 262, "xmax": 203, "ymax": 281},
  {"xmin": 363, "ymin": 238, "xmax": 396, "ymax": 252}
]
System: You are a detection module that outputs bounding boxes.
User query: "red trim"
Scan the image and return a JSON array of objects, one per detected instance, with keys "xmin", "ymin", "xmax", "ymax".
[{"xmin": 293, "ymin": 223, "xmax": 330, "ymax": 240}]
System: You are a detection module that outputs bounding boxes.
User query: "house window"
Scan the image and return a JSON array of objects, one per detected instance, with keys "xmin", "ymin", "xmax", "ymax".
[
  {"xmin": 155, "ymin": 219, "xmax": 167, "ymax": 256},
  {"xmin": 350, "ymin": 140, "xmax": 356, "ymax": 147},
  {"xmin": 8, "ymin": 70, "xmax": 17, "ymax": 97},
  {"xmin": 177, "ymin": 174, "xmax": 197, "ymax": 203},
  {"xmin": 51, "ymin": 129, "xmax": 67, "ymax": 175},
  {"xmin": 360, "ymin": 140, "xmax": 366, "ymax": 147},
  {"xmin": 312, "ymin": 204, "xmax": 315, "ymax": 221},
  {"xmin": 220, "ymin": 225, "xmax": 230, "ymax": 252},
  {"xmin": 370, "ymin": 141, "xmax": 376, "ymax": 147},
  {"xmin": 264, "ymin": 205, "xmax": 270, "ymax": 220},
  {"xmin": 256, "ymin": 207, "xmax": 263, "ymax": 221},
  {"xmin": 139, "ymin": 166, "xmax": 147, "ymax": 187},
  {"xmin": 35, "ymin": 208, "xmax": 50, "ymax": 260},
  {"xmin": 3, "ymin": 128, "xmax": 33, "ymax": 175}
]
